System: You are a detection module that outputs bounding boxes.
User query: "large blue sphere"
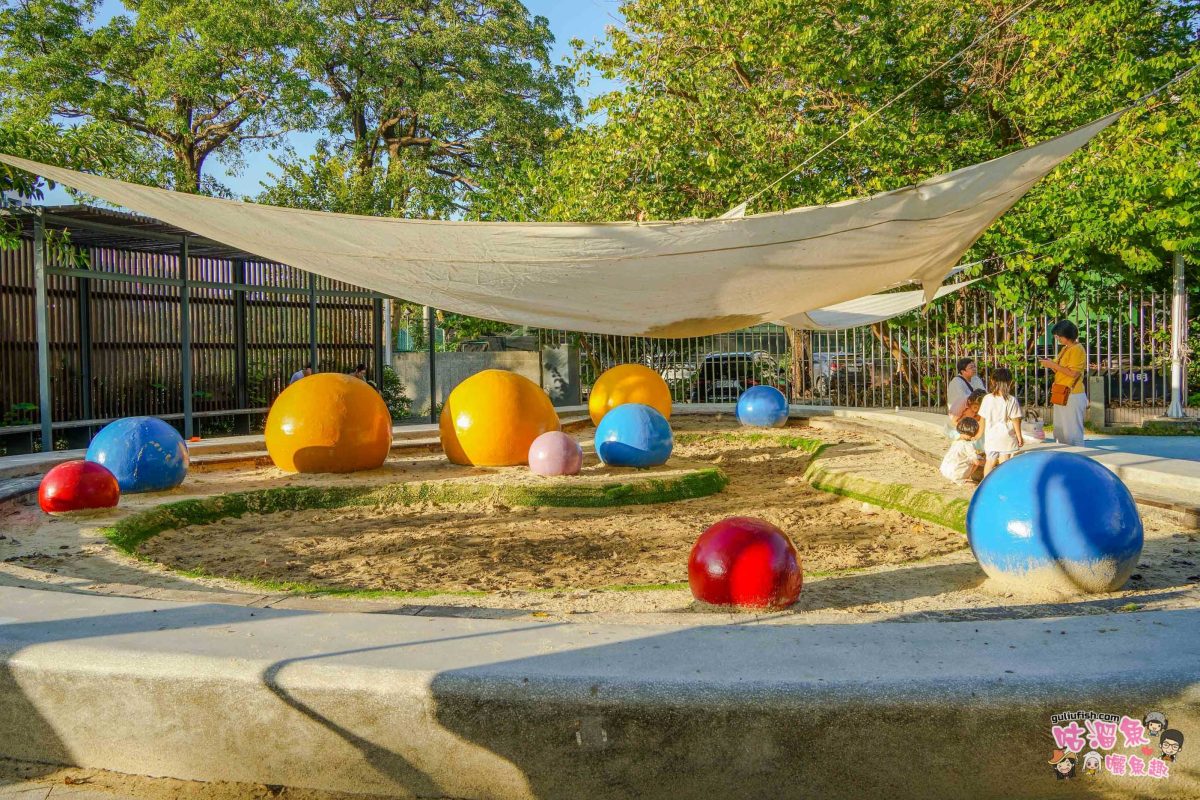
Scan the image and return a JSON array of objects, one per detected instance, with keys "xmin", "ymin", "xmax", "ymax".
[
  {"xmin": 967, "ymin": 450, "xmax": 1142, "ymax": 595},
  {"xmin": 736, "ymin": 385, "xmax": 789, "ymax": 428},
  {"xmin": 86, "ymin": 416, "xmax": 189, "ymax": 493},
  {"xmin": 594, "ymin": 403, "xmax": 673, "ymax": 468}
]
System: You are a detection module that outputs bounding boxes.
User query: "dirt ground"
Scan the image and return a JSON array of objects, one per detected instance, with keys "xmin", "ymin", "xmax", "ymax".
[
  {"xmin": 136, "ymin": 418, "xmax": 961, "ymax": 592},
  {"xmin": 3, "ymin": 415, "xmax": 1197, "ymax": 623},
  {"xmin": 0, "ymin": 756, "xmax": 406, "ymax": 800}
]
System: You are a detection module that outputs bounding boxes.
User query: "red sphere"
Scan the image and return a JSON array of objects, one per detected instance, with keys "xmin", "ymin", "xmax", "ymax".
[
  {"xmin": 38, "ymin": 460, "xmax": 121, "ymax": 514},
  {"xmin": 688, "ymin": 517, "xmax": 803, "ymax": 609}
]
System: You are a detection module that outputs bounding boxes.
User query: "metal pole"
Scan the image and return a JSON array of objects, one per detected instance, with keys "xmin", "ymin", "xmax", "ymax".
[
  {"xmin": 232, "ymin": 260, "xmax": 248, "ymax": 409},
  {"xmin": 33, "ymin": 214, "xmax": 53, "ymax": 449},
  {"xmin": 372, "ymin": 297, "xmax": 385, "ymax": 390},
  {"xmin": 426, "ymin": 306, "xmax": 437, "ymax": 423},
  {"xmin": 383, "ymin": 299, "xmax": 394, "ymax": 366},
  {"xmin": 308, "ymin": 273, "xmax": 318, "ymax": 370},
  {"xmin": 77, "ymin": 266, "xmax": 93, "ymax": 421},
  {"xmin": 179, "ymin": 235, "xmax": 193, "ymax": 439},
  {"xmin": 1167, "ymin": 252, "xmax": 1188, "ymax": 418}
]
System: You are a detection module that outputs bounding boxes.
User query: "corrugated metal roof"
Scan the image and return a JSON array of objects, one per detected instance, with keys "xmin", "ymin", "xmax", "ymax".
[{"xmin": 6, "ymin": 204, "xmax": 274, "ymax": 261}]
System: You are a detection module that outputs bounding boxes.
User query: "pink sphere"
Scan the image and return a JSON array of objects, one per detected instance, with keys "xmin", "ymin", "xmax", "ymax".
[
  {"xmin": 528, "ymin": 431, "xmax": 584, "ymax": 476},
  {"xmin": 688, "ymin": 517, "xmax": 803, "ymax": 609}
]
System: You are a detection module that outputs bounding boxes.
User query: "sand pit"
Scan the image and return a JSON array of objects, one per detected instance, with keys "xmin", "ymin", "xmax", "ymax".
[
  {"xmin": 3, "ymin": 414, "xmax": 1197, "ymax": 624},
  {"xmin": 135, "ymin": 419, "xmax": 962, "ymax": 593}
]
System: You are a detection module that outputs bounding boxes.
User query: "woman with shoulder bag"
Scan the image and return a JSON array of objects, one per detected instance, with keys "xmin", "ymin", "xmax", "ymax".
[{"xmin": 1039, "ymin": 320, "xmax": 1087, "ymax": 446}]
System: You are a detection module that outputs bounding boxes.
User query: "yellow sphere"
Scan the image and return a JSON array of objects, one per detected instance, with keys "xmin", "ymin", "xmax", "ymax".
[
  {"xmin": 265, "ymin": 373, "xmax": 392, "ymax": 473},
  {"xmin": 440, "ymin": 370, "xmax": 560, "ymax": 466},
  {"xmin": 589, "ymin": 364, "xmax": 673, "ymax": 426}
]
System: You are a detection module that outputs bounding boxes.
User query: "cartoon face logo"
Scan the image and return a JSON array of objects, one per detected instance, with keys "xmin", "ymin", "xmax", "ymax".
[
  {"xmin": 1082, "ymin": 751, "xmax": 1102, "ymax": 776},
  {"xmin": 1160, "ymin": 730, "xmax": 1184, "ymax": 762},
  {"xmin": 1143, "ymin": 712, "xmax": 1168, "ymax": 737},
  {"xmin": 1049, "ymin": 750, "xmax": 1077, "ymax": 779}
]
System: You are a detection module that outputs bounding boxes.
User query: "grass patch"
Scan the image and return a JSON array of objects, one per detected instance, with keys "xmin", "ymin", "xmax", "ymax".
[
  {"xmin": 596, "ymin": 581, "xmax": 690, "ymax": 592},
  {"xmin": 171, "ymin": 566, "xmax": 487, "ymax": 599},
  {"xmin": 675, "ymin": 431, "xmax": 826, "ymax": 455},
  {"xmin": 1096, "ymin": 423, "xmax": 1200, "ymax": 436},
  {"xmin": 103, "ymin": 468, "xmax": 729, "ymax": 557},
  {"xmin": 804, "ymin": 462, "xmax": 969, "ymax": 534}
]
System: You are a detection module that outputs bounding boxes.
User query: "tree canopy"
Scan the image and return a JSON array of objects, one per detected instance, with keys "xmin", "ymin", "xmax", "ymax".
[
  {"xmin": 471, "ymin": 0, "xmax": 1200, "ymax": 311},
  {"xmin": 0, "ymin": 0, "xmax": 1195, "ymax": 316},
  {"xmin": 257, "ymin": 0, "xmax": 578, "ymax": 218},
  {"xmin": 0, "ymin": 0, "xmax": 316, "ymax": 195}
]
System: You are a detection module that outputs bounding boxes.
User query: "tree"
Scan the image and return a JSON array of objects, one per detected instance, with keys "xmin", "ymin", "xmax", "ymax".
[
  {"xmin": 0, "ymin": 0, "xmax": 318, "ymax": 194},
  {"xmin": 472, "ymin": 0, "xmax": 1200, "ymax": 312},
  {"xmin": 259, "ymin": 0, "xmax": 578, "ymax": 217}
]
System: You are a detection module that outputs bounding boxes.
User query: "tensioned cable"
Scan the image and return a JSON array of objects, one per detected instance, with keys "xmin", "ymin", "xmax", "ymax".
[
  {"xmin": 721, "ymin": 0, "xmax": 1044, "ymax": 218},
  {"xmin": 729, "ymin": 56, "xmax": 1199, "ymax": 221}
]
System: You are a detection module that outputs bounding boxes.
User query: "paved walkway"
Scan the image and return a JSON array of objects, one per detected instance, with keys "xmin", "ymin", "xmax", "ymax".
[
  {"xmin": 782, "ymin": 406, "xmax": 1200, "ymax": 505},
  {"xmin": 1084, "ymin": 434, "xmax": 1200, "ymax": 462},
  {"xmin": 2, "ymin": 586, "xmax": 1199, "ymax": 799}
]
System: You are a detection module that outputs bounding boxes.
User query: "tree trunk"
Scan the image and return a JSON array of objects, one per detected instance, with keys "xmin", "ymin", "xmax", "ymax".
[
  {"xmin": 871, "ymin": 322, "xmax": 918, "ymax": 390},
  {"xmin": 784, "ymin": 326, "xmax": 811, "ymax": 400},
  {"xmin": 172, "ymin": 143, "xmax": 202, "ymax": 193}
]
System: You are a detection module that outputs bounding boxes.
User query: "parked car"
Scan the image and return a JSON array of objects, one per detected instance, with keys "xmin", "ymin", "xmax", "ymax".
[
  {"xmin": 455, "ymin": 334, "xmax": 537, "ymax": 352},
  {"xmin": 660, "ymin": 361, "xmax": 697, "ymax": 385},
  {"xmin": 688, "ymin": 351, "xmax": 789, "ymax": 403},
  {"xmin": 811, "ymin": 351, "xmax": 870, "ymax": 396},
  {"xmin": 641, "ymin": 351, "xmax": 697, "ymax": 385}
]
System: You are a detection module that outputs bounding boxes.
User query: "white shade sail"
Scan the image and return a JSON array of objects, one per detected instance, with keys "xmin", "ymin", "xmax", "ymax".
[
  {"xmin": 0, "ymin": 110, "xmax": 1120, "ymax": 337},
  {"xmin": 781, "ymin": 279, "xmax": 980, "ymax": 330}
]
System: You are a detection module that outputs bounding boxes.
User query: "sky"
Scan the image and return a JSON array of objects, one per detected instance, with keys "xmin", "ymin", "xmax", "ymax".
[{"xmin": 43, "ymin": 0, "xmax": 624, "ymax": 204}]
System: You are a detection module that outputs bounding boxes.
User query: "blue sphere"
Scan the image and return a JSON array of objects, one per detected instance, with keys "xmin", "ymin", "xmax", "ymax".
[
  {"xmin": 967, "ymin": 451, "xmax": 1142, "ymax": 595},
  {"xmin": 86, "ymin": 416, "xmax": 189, "ymax": 493},
  {"xmin": 594, "ymin": 403, "xmax": 673, "ymax": 468},
  {"xmin": 736, "ymin": 385, "xmax": 789, "ymax": 428}
]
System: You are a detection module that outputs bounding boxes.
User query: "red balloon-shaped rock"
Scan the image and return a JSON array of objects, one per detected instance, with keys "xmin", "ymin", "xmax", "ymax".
[
  {"xmin": 38, "ymin": 460, "xmax": 121, "ymax": 514},
  {"xmin": 528, "ymin": 431, "xmax": 584, "ymax": 476},
  {"xmin": 688, "ymin": 517, "xmax": 803, "ymax": 609}
]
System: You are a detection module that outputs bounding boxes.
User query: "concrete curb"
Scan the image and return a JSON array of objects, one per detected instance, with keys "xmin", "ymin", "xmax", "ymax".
[
  {"xmin": 0, "ymin": 413, "xmax": 593, "ymax": 483},
  {"xmin": 804, "ymin": 456, "xmax": 970, "ymax": 534},
  {"xmin": 2, "ymin": 587, "xmax": 1199, "ymax": 799}
]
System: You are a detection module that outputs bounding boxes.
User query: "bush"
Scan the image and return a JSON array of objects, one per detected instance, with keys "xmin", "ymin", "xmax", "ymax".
[{"xmin": 380, "ymin": 366, "xmax": 412, "ymax": 420}]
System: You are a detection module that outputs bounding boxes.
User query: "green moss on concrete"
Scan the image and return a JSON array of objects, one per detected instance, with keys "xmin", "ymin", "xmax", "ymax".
[
  {"xmin": 103, "ymin": 468, "xmax": 729, "ymax": 556},
  {"xmin": 172, "ymin": 566, "xmax": 487, "ymax": 599},
  {"xmin": 597, "ymin": 581, "xmax": 690, "ymax": 593},
  {"xmin": 803, "ymin": 461, "xmax": 969, "ymax": 534},
  {"xmin": 675, "ymin": 431, "xmax": 826, "ymax": 455}
]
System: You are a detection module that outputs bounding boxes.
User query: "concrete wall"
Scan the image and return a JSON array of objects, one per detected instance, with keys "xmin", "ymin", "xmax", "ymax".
[
  {"xmin": 541, "ymin": 345, "xmax": 581, "ymax": 407},
  {"xmin": 393, "ymin": 348, "xmax": 581, "ymax": 414}
]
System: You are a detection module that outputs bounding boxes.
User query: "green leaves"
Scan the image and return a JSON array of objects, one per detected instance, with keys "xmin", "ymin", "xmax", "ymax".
[
  {"xmin": 259, "ymin": 0, "xmax": 577, "ymax": 217},
  {"xmin": 0, "ymin": 0, "xmax": 319, "ymax": 194},
  {"xmin": 478, "ymin": 0, "xmax": 1200, "ymax": 312}
]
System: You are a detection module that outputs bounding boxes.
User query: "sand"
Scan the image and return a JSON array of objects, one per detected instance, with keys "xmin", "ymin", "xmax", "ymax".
[
  {"xmin": 3, "ymin": 415, "xmax": 1198, "ymax": 624},
  {"xmin": 137, "ymin": 419, "xmax": 962, "ymax": 592}
]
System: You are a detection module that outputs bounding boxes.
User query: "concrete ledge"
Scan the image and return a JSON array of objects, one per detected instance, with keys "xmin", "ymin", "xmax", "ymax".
[
  {"xmin": 2, "ymin": 586, "xmax": 1199, "ymax": 799},
  {"xmin": 804, "ymin": 456, "xmax": 969, "ymax": 533},
  {"xmin": 0, "ymin": 411, "xmax": 592, "ymax": 480}
]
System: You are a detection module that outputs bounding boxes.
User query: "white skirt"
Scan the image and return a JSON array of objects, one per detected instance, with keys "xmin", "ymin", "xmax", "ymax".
[{"xmin": 1053, "ymin": 392, "xmax": 1087, "ymax": 446}]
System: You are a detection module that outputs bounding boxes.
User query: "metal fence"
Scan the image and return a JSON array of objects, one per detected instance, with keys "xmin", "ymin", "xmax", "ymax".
[
  {"xmin": 540, "ymin": 287, "xmax": 1192, "ymax": 426},
  {"xmin": 2, "ymin": 213, "xmax": 1191, "ymax": 456},
  {"xmin": 1, "ymin": 232, "xmax": 385, "ymax": 452}
]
